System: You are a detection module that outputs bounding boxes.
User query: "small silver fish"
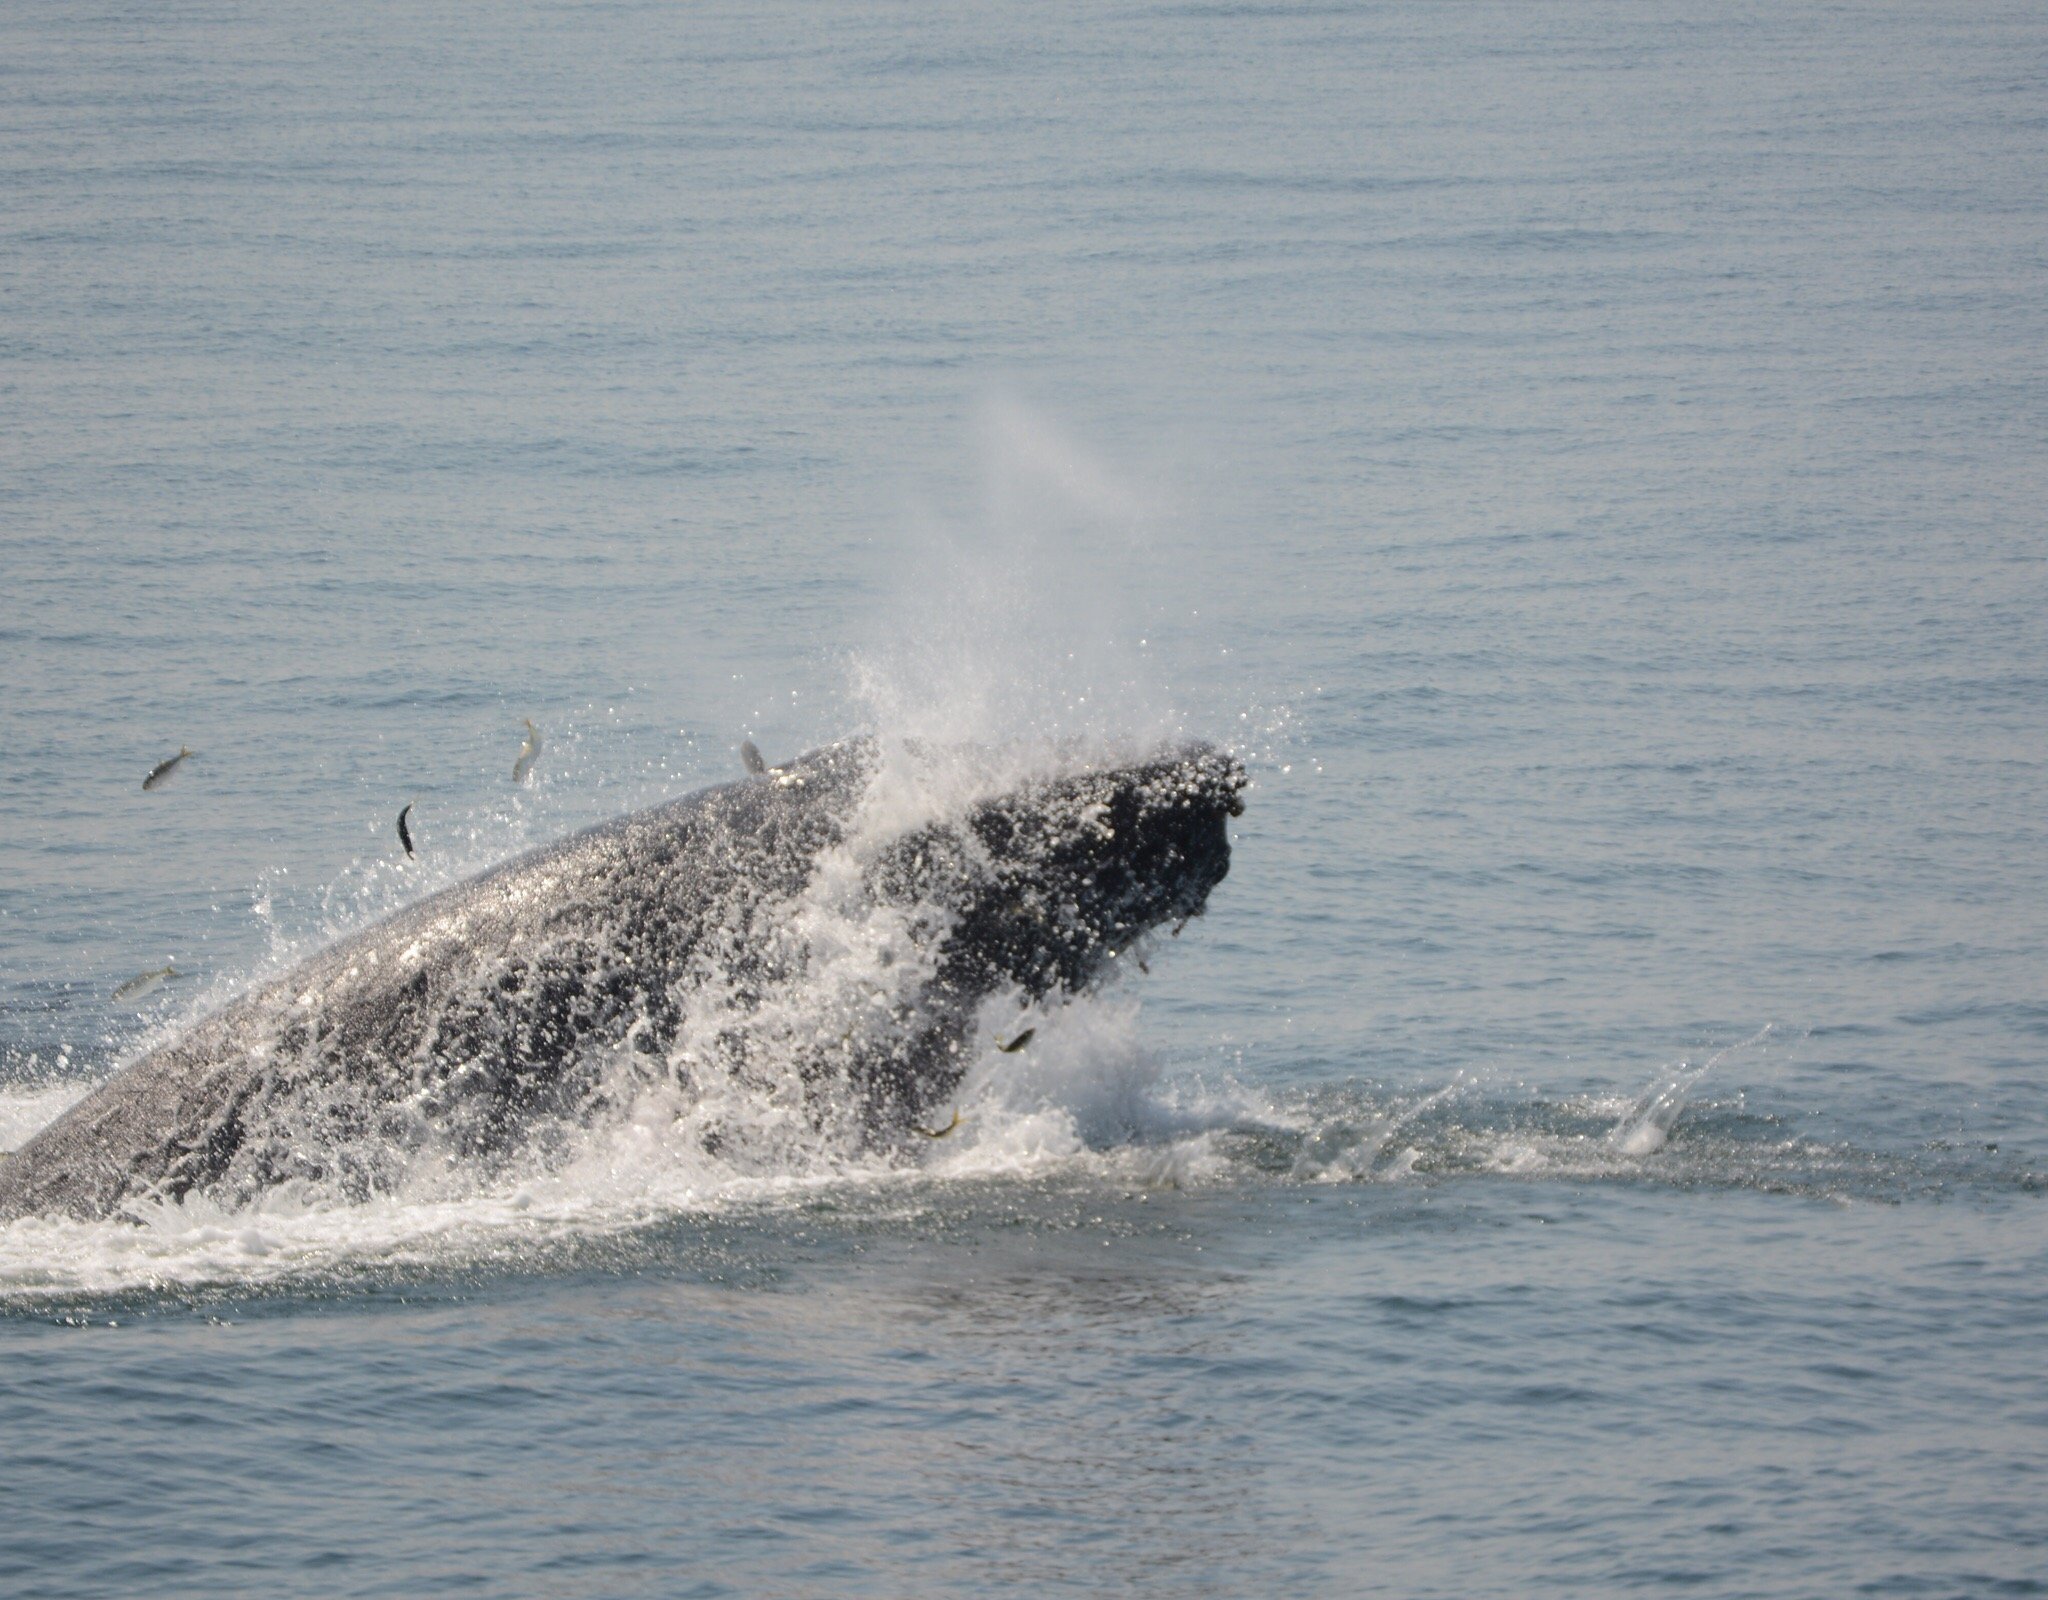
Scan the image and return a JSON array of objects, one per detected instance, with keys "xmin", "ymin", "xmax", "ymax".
[
  {"xmin": 741, "ymin": 739, "xmax": 807, "ymax": 788},
  {"xmin": 113, "ymin": 965, "xmax": 179, "ymax": 1004},
  {"xmin": 997, "ymin": 1028, "xmax": 1035, "ymax": 1054},
  {"xmin": 512, "ymin": 719, "xmax": 542, "ymax": 784},
  {"xmin": 397, "ymin": 802, "xmax": 416, "ymax": 858},
  {"xmin": 912, "ymin": 1108, "xmax": 964, "ymax": 1139},
  {"xmin": 142, "ymin": 747, "xmax": 194, "ymax": 791}
]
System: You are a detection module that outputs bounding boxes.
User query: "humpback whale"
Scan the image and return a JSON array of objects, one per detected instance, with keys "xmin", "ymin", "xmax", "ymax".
[{"xmin": 1, "ymin": 738, "xmax": 1244, "ymax": 1221}]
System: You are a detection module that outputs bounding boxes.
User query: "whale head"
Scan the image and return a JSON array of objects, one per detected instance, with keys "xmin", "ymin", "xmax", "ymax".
[
  {"xmin": 775, "ymin": 738, "xmax": 1246, "ymax": 1114},
  {"xmin": 925, "ymin": 741, "xmax": 1244, "ymax": 1000}
]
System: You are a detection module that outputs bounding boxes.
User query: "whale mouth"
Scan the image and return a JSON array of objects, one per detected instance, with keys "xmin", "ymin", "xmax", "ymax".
[
  {"xmin": 726, "ymin": 737, "xmax": 1246, "ymax": 1124},
  {"xmin": 989, "ymin": 740, "xmax": 1245, "ymax": 937},
  {"xmin": 861, "ymin": 740, "xmax": 1244, "ymax": 1020}
]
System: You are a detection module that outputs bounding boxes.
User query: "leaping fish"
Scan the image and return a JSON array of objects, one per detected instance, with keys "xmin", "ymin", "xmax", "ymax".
[
  {"xmin": 512, "ymin": 719, "xmax": 542, "ymax": 784},
  {"xmin": 997, "ymin": 1028, "xmax": 1035, "ymax": 1054},
  {"xmin": 397, "ymin": 802, "xmax": 416, "ymax": 858},
  {"xmin": 112, "ymin": 965, "xmax": 179, "ymax": 1004},
  {"xmin": 912, "ymin": 1108, "xmax": 964, "ymax": 1139},
  {"xmin": 740, "ymin": 740, "xmax": 807, "ymax": 788},
  {"xmin": 142, "ymin": 747, "xmax": 194, "ymax": 791}
]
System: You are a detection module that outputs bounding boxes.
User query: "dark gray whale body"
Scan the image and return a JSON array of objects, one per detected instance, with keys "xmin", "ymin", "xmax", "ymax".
[{"xmin": 0, "ymin": 739, "xmax": 1243, "ymax": 1221}]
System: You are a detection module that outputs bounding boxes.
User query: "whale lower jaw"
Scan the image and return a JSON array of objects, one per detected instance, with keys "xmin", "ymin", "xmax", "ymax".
[{"xmin": 0, "ymin": 738, "xmax": 1244, "ymax": 1222}]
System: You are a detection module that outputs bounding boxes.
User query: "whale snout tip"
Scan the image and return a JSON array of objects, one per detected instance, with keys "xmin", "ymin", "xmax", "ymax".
[
  {"xmin": 1114, "ymin": 741, "xmax": 1244, "ymax": 900},
  {"xmin": 1154, "ymin": 740, "xmax": 1248, "ymax": 818}
]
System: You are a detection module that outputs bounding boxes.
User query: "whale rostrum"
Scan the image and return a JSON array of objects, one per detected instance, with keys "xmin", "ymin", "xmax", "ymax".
[{"xmin": 0, "ymin": 738, "xmax": 1244, "ymax": 1221}]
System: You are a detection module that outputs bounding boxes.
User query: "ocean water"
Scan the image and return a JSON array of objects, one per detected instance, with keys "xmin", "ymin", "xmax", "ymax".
[{"xmin": 4, "ymin": 0, "xmax": 2046, "ymax": 1594}]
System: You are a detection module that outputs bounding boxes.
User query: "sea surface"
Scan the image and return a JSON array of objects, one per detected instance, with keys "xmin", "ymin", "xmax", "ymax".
[{"xmin": 4, "ymin": 1, "xmax": 2047, "ymax": 1594}]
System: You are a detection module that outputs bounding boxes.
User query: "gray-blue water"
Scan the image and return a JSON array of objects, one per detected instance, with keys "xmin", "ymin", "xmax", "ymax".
[{"xmin": 4, "ymin": 1, "xmax": 2046, "ymax": 1593}]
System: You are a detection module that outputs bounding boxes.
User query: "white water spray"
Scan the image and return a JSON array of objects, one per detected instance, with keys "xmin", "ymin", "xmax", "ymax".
[{"xmin": 1609, "ymin": 1025, "xmax": 1776, "ymax": 1157}]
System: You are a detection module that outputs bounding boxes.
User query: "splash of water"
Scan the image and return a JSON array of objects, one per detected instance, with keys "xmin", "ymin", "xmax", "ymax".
[
  {"xmin": 0, "ymin": 404, "xmax": 1287, "ymax": 1298},
  {"xmin": 1608, "ymin": 1025, "xmax": 1777, "ymax": 1157}
]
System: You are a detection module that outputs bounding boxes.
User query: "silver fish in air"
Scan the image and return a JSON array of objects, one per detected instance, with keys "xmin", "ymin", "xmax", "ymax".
[
  {"xmin": 113, "ymin": 965, "xmax": 179, "ymax": 1004},
  {"xmin": 142, "ymin": 747, "xmax": 194, "ymax": 791},
  {"xmin": 512, "ymin": 719, "xmax": 542, "ymax": 784}
]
